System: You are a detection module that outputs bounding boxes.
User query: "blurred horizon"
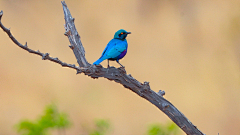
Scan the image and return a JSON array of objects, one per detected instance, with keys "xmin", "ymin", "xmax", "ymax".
[{"xmin": 0, "ymin": 0, "xmax": 239, "ymax": 135}]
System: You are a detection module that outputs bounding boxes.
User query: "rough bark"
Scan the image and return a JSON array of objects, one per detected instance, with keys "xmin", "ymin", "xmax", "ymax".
[{"xmin": 0, "ymin": 1, "xmax": 205, "ymax": 135}]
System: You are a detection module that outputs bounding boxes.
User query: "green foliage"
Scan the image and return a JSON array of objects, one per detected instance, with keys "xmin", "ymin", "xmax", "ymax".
[
  {"xmin": 15, "ymin": 104, "xmax": 180, "ymax": 135},
  {"xmin": 16, "ymin": 104, "xmax": 70, "ymax": 135},
  {"xmin": 147, "ymin": 122, "xmax": 179, "ymax": 135},
  {"xmin": 89, "ymin": 119, "xmax": 110, "ymax": 135}
]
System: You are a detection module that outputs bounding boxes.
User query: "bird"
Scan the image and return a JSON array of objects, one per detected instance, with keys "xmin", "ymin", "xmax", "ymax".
[{"xmin": 93, "ymin": 29, "xmax": 131, "ymax": 67}]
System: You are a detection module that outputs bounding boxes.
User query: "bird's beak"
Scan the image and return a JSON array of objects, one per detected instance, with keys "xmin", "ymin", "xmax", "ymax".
[{"xmin": 127, "ymin": 32, "xmax": 131, "ymax": 34}]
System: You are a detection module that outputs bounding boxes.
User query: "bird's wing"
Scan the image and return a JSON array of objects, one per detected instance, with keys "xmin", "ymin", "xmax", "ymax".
[
  {"xmin": 99, "ymin": 39, "xmax": 118, "ymax": 59},
  {"xmin": 105, "ymin": 40, "xmax": 127, "ymax": 59}
]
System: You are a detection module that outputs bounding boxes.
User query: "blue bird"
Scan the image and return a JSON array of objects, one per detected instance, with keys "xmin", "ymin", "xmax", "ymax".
[{"xmin": 93, "ymin": 29, "xmax": 131, "ymax": 67}]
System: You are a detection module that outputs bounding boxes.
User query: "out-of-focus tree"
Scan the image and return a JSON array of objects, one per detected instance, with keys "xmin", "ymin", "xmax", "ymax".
[{"xmin": 16, "ymin": 104, "xmax": 70, "ymax": 135}]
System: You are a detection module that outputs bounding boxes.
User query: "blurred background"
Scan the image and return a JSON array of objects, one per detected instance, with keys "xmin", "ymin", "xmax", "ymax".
[{"xmin": 0, "ymin": 0, "xmax": 239, "ymax": 135}]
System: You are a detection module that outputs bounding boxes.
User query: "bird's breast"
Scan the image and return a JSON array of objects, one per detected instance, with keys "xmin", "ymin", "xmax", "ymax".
[{"xmin": 117, "ymin": 49, "xmax": 127, "ymax": 60}]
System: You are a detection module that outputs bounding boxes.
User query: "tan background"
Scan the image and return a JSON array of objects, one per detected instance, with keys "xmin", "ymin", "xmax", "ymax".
[{"xmin": 0, "ymin": 0, "xmax": 239, "ymax": 135}]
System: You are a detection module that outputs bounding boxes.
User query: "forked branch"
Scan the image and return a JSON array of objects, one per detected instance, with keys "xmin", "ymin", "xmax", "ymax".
[
  {"xmin": 0, "ymin": 1, "xmax": 205, "ymax": 135},
  {"xmin": 0, "ymin": 11, "xmax": 82, "ymax": 72}
]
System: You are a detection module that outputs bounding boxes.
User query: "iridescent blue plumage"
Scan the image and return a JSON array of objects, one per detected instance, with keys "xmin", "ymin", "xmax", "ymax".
[{"xmin": 93, "ymin": 29, "xmax": 131, "ymax": 67}]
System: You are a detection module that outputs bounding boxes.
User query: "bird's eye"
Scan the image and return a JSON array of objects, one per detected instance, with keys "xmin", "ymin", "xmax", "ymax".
[{"xmin": 121, "ymin": 32, "xmax": 123, "ymax": 35}]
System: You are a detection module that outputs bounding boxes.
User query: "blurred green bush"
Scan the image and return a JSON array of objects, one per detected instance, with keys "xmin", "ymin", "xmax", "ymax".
[
  {"xmin": 15, "ymin": 104, "xmax": 179, "ymax": 135},
  {"xmin": 147, "ymin": 122, "xmax": 179, "ymax": 135},
  {"xmin": 16, "ymin": 104, "xmax": 70, "ymax": 135}
]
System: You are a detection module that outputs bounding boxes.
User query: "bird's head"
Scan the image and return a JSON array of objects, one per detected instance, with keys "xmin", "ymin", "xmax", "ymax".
[{"xmin": 114, "ymin": 29, "xmax": 131, "ymax": 40}]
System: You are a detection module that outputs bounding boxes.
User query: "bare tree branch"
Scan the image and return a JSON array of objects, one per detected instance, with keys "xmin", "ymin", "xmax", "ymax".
[
  {"xmin": 0, "ymin": 1, "xmax": 205, "ymax": 135},
  {"xmin": 0, "ymin": 10, "xmax": 84, "ymax": 72},
  {"xmin": 62, "ymin": 3, "xmax": 90, "ymax": 68}
]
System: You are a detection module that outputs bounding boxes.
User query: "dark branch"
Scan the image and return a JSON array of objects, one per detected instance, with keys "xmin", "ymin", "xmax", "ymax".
[
  {"xmin": 0, "ymin": 1, "xmax": 205, "ymax": 135},
  {"xmin": 62, "ymin": 2, "xmax": 90, "ymax": 67},
  {"xmin": 0, "ymin": 10, "xmax": 84, "ymax": 72}
]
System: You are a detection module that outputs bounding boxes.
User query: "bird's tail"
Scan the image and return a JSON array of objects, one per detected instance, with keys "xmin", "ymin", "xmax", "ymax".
[{"xmin": 93, "ymin": 58, "xmax": 104, "ymax": 65}]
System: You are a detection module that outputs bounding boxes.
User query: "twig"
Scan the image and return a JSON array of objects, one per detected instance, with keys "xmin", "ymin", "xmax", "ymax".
[
  {"xmin": 0, "ymin": 10, "xmax": 85, "ymax": 72},
  {"xmin": 0, "ymin": 2, "xmax": 206, "ymax": 135}
]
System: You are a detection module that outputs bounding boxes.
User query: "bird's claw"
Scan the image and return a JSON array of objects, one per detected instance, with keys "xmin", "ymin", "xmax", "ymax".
[{"xmin": 118, "ymin": 66, "xmax": 126, "ymax": 74}]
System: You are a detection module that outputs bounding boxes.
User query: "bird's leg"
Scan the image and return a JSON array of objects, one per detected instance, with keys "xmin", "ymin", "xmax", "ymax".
[
  {"xmin": 108, "ymin": 59, "xmax": 110, "ymax": 68},
  {"xmin": 116, "ymin": 60, "xmax": 124, "ymax": 67}
]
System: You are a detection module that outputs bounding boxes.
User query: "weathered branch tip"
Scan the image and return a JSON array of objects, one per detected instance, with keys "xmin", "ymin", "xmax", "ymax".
[
  {"xmin": 0, "ymin": 10, "xmax": 3, "ymax": 17},
  {"xmin": 158, "ymin": 90, "xmax": 165, "ymax": 96}
]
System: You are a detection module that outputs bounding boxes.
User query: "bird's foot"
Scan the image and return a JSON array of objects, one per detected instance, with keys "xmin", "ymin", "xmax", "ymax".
[
  {"xmin": 118, "ymin": 66, "xmax": 126, "ymax": 74},
  {"xmin": 119, "ymin": 65, "xmax": 125, "ymax": 69}
]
